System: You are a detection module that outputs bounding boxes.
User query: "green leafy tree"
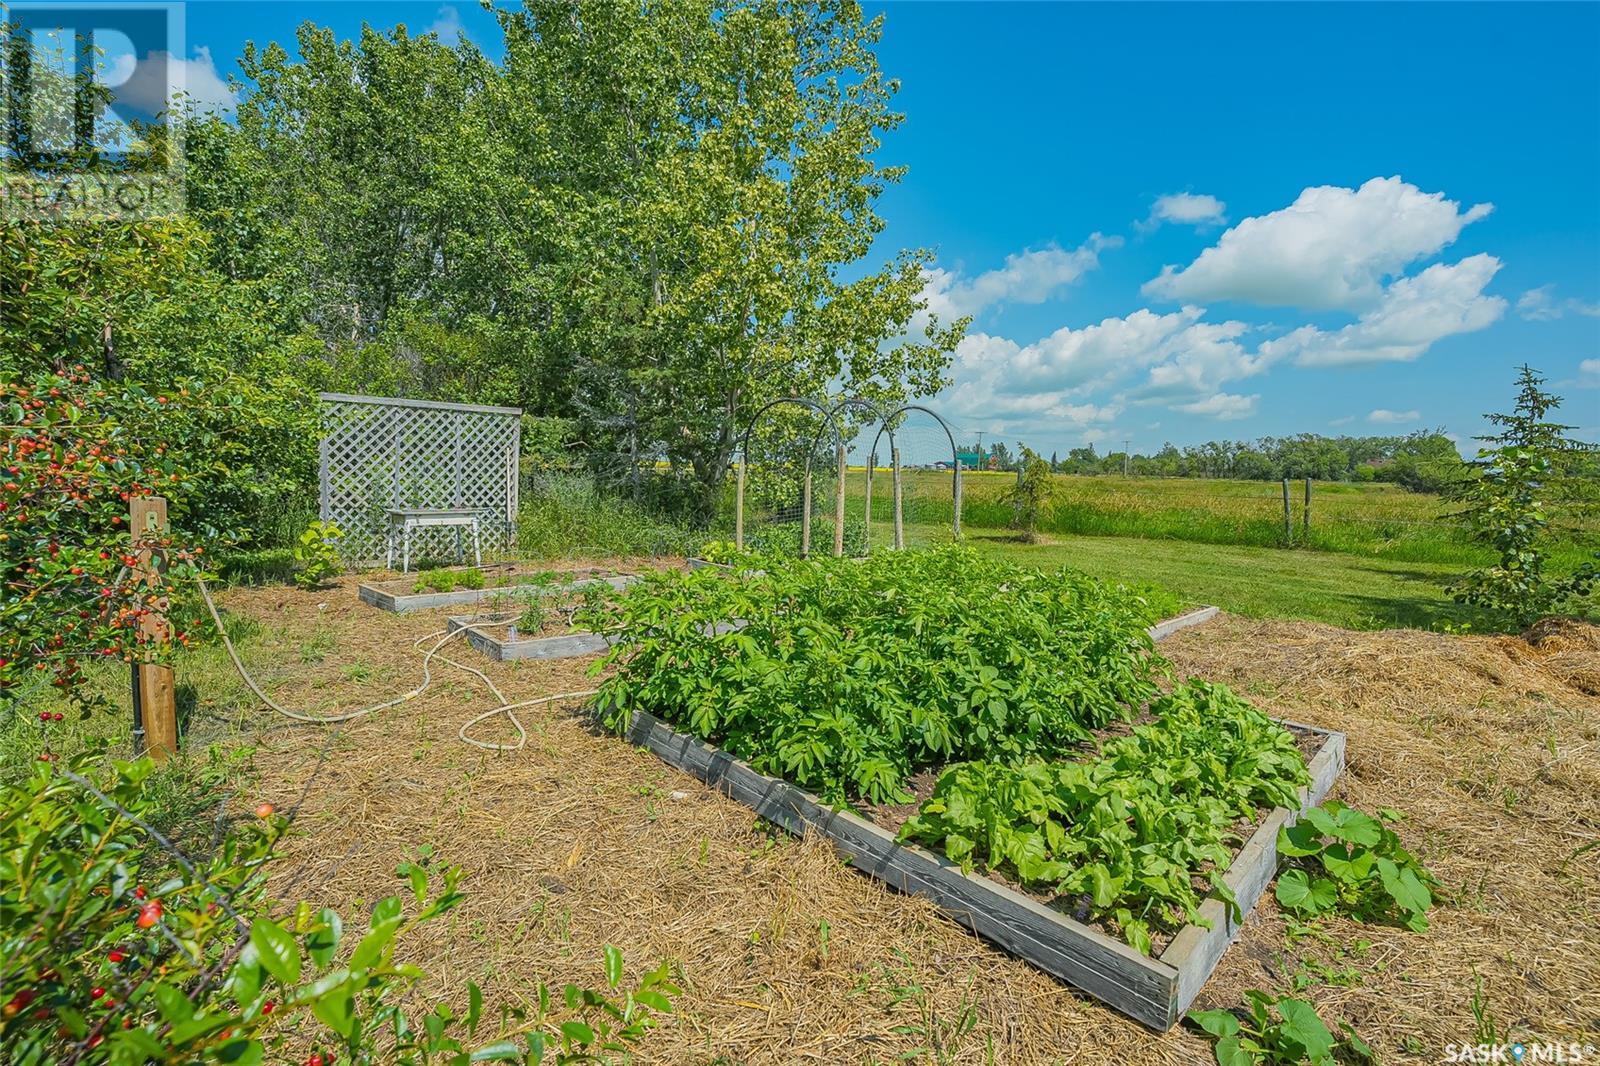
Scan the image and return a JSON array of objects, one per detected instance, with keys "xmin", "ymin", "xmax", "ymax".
[{"xmin": 1446, "ymin": 366, "xmax": 1599, "ymax": 625}]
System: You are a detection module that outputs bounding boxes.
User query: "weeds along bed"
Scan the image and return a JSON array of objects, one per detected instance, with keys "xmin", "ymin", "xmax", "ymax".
[{"xmin": 586, "ymin": 545, "xmax": 1316, "ymax": 953}]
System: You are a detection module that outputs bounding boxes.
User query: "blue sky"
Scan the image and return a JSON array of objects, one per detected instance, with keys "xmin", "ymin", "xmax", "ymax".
[{"xmin": 158, "ymin": 2, "xmax": 1600, "ymax": 454}]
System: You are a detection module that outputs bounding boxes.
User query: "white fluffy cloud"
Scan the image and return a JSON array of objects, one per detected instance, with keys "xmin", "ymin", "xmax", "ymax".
[
  {"xmin": 1143, "ymin": 177, "xmax": 1493, "ymax": 311},
  {"xmin": 1368, "ymin": 409, "xmax": 1420, "ymax": 424},
  {"xmin": 1147, "ymin": 192, "xmax": 1227, "ymax": 227},
  {"xmin": 1578, "ymin": 359, "xmax": 1600, "ymax": 388},
  {"xmin": 428, "ymin": 5, "xmax": 466, "ymax": 45},
  {"xmin": 920, "ymin": 234, "xmax": 1120, "ymax": 322},
  {"xmin": 107, "ymin": 46, "xmax": 236, "ymax": 117},
  {"xmin": 1262, "ymin": 255, "xmax": 1506, "ymax": 367},
  {"xmin": 1517, "ymin": 284, "xmax": 1600, "ymax": 321},
  {"xmin": 1174, "ymin": 393, "xmax": 1258, "ymax": 420}
]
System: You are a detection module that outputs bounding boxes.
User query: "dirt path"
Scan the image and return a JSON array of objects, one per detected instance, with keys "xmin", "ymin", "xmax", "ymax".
[{"xmin": 218, "ymin": 577, "xmax": 1599, "ymax": 1065}]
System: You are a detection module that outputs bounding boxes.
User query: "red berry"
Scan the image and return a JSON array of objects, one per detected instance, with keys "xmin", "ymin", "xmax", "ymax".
[
  {"xmin": 37, "ymin": 711, "xmax": 49, "ymax": 721},
  {"xmin": 136, "ymin": 901, "xmax": 162, "ymax": 928},
  {"xmin": 308, "ymin": 1056, "xmax": 323, "ymax": 1066},
  {"xmin": 90, "ymin": 986, "xmax": 105, "ymax": 998},
  {"xmin": 254, "ymin": 802, "xmax": 275, "ymax": 819},
  {"xmin": 261, "ymin": 1000, "xmax": 275, "ymax": 1015},
  {"xmin": 133, "ymin": 886, "xmax": 146, "ymax": 899},
  {"xmin": 107, "ymin": 950, "xmax": 126, "ymax": 963}
]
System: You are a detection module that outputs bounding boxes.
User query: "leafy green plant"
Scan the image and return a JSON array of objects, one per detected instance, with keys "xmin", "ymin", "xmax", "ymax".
[
  {"xmin": 293, "ymin": 520, "xmax": 343, "ymax": 588},
  {"xmin": 0, "ymin": 749, "xmax": 677, "ymax": 1064},
  {"xmin": 1274, "ymin": 801, "xmax": 1438, "ymax": 931},
  {"xmin": 1189, "ymin": 991, "xmax": 1373, "ymax": 1065},
  {"xmin": 587, "ymin": 546, "xmax": 1163, "ymax": 805},
  {"xmin": 696, "ymin": 540, "xmax": 744, "ymax": 565},
  {"xmin": 413, "ymin": 567, "xmax": 486, "ymax": 594},
  {"xmin": 898, "ymin": 680, "xmax": 1310, "ymax": 951}
]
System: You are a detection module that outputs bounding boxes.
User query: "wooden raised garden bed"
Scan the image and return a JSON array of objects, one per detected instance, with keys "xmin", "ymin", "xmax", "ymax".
[
  {"xmin": 357, "ymin": 565, "xmax": 634, "ymax": 614},
  {"xmin": 625, "ymin": 707, "xmax": 1344, "ymax": 1030},
  {"xmin": 448, "ymin": 616, "xmax": 743, "ymax": 662}
]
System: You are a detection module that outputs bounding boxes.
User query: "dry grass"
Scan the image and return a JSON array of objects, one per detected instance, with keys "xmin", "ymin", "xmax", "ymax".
[{"xmin": 206, "ymin": 576, "xmax": 1599, "ymax": 1064}]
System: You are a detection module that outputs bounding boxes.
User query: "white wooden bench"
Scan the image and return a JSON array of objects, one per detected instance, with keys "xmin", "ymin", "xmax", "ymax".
[{"xmin": 385, "ymin": 508, "xmax": 482, "ymax": 572}]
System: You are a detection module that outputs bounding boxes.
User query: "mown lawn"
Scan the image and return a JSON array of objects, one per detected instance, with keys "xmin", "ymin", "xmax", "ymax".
[{"xmin": 888, "ymin": 519, "xmax": 1509, "ymax": 631}]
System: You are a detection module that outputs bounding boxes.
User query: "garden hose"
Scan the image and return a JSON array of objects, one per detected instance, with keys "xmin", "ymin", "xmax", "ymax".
[{"xmin": 191, "ymin": 574, "xmax": 597, "ymax": 752}]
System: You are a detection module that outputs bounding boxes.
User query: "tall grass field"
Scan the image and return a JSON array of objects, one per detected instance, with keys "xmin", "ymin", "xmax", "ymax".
[{"xmin": 839, "ymin": 469, "xmax": 1593, "ymax": 568}]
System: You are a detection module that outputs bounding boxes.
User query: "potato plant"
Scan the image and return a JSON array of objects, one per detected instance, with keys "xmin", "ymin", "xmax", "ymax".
[
  {"xmin": 898, "ymin": 681, "xmax": 1312, "ymax": 951},
  {"xmin": 585, "ymin": 546, "xmax": 1165, "ymax": 805}
]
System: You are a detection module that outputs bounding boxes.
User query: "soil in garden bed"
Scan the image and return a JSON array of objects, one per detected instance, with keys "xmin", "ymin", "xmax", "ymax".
[{"xmin": 856, "ymin": 723, "xmax": 1329, "ymax": 956}]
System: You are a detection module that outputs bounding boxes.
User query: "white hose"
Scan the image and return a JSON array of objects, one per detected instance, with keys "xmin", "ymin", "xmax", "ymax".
[{"xmin": 194, "ymin": 575, "xmax": 597, "ymax": 752}]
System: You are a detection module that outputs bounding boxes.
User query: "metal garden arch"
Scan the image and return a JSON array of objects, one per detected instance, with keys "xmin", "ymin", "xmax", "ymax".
[
  {"xmin": 866, "ymin": 403, "xmax": 964, "ymax": 545},
  {"xmin": 735, "ymin": 397, "xmax": 845, "ymax": 557}
]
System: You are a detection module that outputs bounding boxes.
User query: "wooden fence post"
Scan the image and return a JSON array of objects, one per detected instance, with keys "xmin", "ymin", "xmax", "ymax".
[
  {"xmin": 863, "ymin": 453, "xmax": 874, "ymax": 554},
  {"xmin": 130, "ymin": 496, "xmax": 177, "ymax": 762},
  {"xmin": 1303, "ymin": 477, "xmax": 1312, "ymax": 536},
  {"xmin": 734, "ymin": 460, "xmax": 745, "ymax": 551},
  {"xmin": 892, "ymin": 447, "xmax": 905, "ymax": 550},
  {"xmin": 833, "ymin": 444, "xmax": 847, "ymax": 557},
  {"xmin": 801, "ymin": 470, "xmax": 812, "ymax": 558},
  {"xmin": 953, "ymin": 460, "xmax": 963, "ymax": 540},
  {"xmin": 1281, "ymin": 479, "xmax": 1292, "ymax": 542}
]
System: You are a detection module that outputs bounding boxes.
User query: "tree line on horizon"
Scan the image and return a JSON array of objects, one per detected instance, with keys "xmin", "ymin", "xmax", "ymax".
[{"xmin": 972, "ymin": 431, "xmax": 1472, "ymax": 492}]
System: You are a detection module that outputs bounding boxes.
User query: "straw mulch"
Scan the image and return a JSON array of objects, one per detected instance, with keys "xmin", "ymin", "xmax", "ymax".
[{"xmin": 215, "ymin": 577, "xmax": 1599, "ymax": 1065}]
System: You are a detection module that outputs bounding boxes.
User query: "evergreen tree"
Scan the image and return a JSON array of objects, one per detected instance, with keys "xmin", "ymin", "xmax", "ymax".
[{"xmin": 1445, "ymin": 366, "xmax": 1598, "ymax": 626}]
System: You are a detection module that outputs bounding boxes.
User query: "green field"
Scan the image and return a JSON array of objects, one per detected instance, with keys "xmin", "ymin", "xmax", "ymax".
[
  {"xmin": 748, "ymin": 470, "xmax": 1596, "ymax": 632},
  {"xmin": 888, "ymin": 469, "xmax": 1545, "ymax": 566}
]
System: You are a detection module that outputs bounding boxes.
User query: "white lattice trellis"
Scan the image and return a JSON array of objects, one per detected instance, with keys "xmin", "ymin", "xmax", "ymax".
[{"xmin": 319, "ymin": 393, "xmax": 522, "ymax": 565}]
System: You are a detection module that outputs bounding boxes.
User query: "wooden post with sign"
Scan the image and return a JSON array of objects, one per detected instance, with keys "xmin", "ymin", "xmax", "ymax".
[{"xmin": 130, "ymin": 497, "xmax": 178, "ymax": 761}]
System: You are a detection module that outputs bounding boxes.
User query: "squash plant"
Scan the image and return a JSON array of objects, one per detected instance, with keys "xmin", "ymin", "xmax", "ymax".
[
  {"xmin": 1274, "ymin": 801, "xmax": 1438, "ymax": 931},
  {"xmin": 1189, "ymin": 990, "xmax": 1374, "ymax": 1065}
]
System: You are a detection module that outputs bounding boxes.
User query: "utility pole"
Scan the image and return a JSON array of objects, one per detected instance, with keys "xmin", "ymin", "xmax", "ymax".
[
  {"xmin": 1123, "ymin": 440, "xmax": 1131, "ymax": 478},
  {"xmin": 975, "ymin": 430, "xmax": 984, "ymax": 465}
]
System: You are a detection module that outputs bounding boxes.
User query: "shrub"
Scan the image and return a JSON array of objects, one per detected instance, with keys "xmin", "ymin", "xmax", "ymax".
[
  {"xmin": 999, "ymin": 446, "xmax": 1054, "ymax": 543},
  {"xmin": 0, "ymin": 368, "xmax": 206, "ymax": 714},
  {"xmin": 0, "ymin": 750, "xmax": 677, "ymax": 1063},
  {"xmin": 293, "ymin": 520, "xmax": 344, "ymax": 589},
  {"xmin": 517, "ymin": 475, "xmax": 703, "ymax": 559}
]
